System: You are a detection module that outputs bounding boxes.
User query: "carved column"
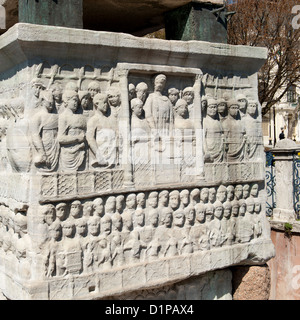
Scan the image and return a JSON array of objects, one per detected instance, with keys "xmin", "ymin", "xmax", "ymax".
[
  {"xmin": 272, "ymin": 139, "xmax": 300, "ymax": 222},
  {"xmin": 117, "ymin": 67, "xmax": 134, "ymax": 188}
]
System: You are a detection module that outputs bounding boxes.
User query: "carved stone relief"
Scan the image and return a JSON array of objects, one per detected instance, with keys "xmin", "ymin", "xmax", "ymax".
[
  {"xmin": 0, "ymin": 61, "xmax": 265, "ymax": 208},
  {"xmin": 0, "ymin": 183, "xmax": 264, "ymax": 277}
]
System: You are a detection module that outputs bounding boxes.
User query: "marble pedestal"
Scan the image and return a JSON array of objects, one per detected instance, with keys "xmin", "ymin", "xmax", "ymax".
[{"xmin": 0, "ymin": 23, "xmax": 274, "ymax": 299}]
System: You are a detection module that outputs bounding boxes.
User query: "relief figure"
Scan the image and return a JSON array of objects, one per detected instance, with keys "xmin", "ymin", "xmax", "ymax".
[
  {"xmin": 31, "ymin": 91, "xmax": 59, "ymax": 172},
  {"xmin": 58, "ymin": 90, "xmax": 87, "ymax": 171}
]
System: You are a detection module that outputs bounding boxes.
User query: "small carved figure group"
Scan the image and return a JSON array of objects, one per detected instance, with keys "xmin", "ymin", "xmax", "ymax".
[
  {"xmin": 30, "ymin": 80, "xmax": 123, "ymax": 172},
  {"xmin": 202, "ymin": 94, "xmax": 263, "ymax": 163},
  {"xmin": 0, "ymin": 208, "xmax": 31, "ymax": 279},
  {"xmin": 37, "ymin": 183, "xmax": 263, "ymax": 278}
]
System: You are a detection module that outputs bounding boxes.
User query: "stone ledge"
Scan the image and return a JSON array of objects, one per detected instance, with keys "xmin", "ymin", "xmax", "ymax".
[
  {"xmin": 0, "ymin": 23, "xmax": 268, "ymax": 74},
  {"xmin": 0, "ymin": 238, "xmax": 275, "ymax": 299},
  {"xmin": 269, "ymin": 219, "xmax": 300, "ymax": 234}
]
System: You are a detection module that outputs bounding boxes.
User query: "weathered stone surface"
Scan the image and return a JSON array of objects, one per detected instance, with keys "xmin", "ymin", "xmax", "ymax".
[
  {"xmin": 108, "ymin": 269, "xmax": 233, "ymax": 300},
  {"xmin": 0, "ymin": 23, "xmax": 275, "ymax": 300},
  {"xmin": 232, "ymin": 265, "xmax": 271, "ymax": 300}
]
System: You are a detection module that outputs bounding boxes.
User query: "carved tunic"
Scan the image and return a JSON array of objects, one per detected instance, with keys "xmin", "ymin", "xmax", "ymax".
[
  {"xmin": 31, "ymin": 111, "xmax": 59, "ymax": 172},
  {"xmin": 144, "ymin": 92, "xmax": 174, "ymax": 134},
  {"xmin": 58, "ymin": 109, "xmax": 87, "ymax": 171},
  {"xmin": 222, "ymin": 116, "xmax": 246, "ymax": 162},
  {"xmin": 243, "ymin": 115, "xmax": 263, "ymax": 161},
  {"xmin": 203, "ymin": 116, "xmax": 224, "ymax": 163}
]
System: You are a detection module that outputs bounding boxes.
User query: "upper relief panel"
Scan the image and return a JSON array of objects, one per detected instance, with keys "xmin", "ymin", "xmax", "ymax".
[{"xmin": 0, "ymin": 25, "xmax": 267, "ymax": 203}]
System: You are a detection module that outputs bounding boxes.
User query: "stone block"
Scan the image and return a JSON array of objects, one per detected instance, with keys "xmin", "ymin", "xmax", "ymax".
[{"xmin": 0, "ymin": 23, "xmax": 274, "ymax": 299}]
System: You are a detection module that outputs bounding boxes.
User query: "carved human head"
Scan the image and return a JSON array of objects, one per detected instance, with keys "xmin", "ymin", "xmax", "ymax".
[
  {"xmin": 214, "ymin": 200, "xmax": 223, "ymax": 219},
  {"xmin": 231, "ymin": 200, "xmax": 239, "ymax": 217},
  {"xmin": 131, "ymin": 98, "xmax": 144, "ymax": 118},
  {"xmin": 75, "ymin": 217, "xmax": 87, "ymax": 237},
  {"xmin": 195, "ymin": 203, "xmax": 206, "ymax": 223},
  {"xmin": 246, "ymin": 197, "xmax": 255, "ymax": 214},
  {"xmin": 182, "ymin": 87, "xmax": 194, "ymax": 104},
  {"xmin": 168, "ymin": 88, "xmax": 179, "ymax": 105},
  {"xmin": 148, "ymin": 191, "xmax": 158, "ymax": 208},
  {"xmin": 239, "ymin": 199, "xmax": 246, "ymax": 216},
  {"xmin": 161, "ymin": 207, "xmax": 173, "ymax": 227},
  {"xmin": 254, "ymin": 199, "xmax": 261, "ymax": 214},
  {"xmin": 223, "ymin": 201, "xmax": 232, "ymax": 219},
  {"xmin": 116, "ymin": 195, "xmax": 125, "ymax": 213},
  {"xmin": 200, "ymin": 188, "xmax": 209, "ymax": 203},
  {"xmin": 217, "ymin": 98, "xmax": 227, "ymax": 115},
  {"xmin": 136, "ymin": 82, "xmax": 148, "ymax": 102},
  {"xmin": 62, "ymin": 220, "xmax": 75, "ymax": 238},
  {"xmin": 159, "ymin": 190, "xmax": 169, "ymax": 207},
  {"xmin": 88, "ymin": 216, "xmax": 100, "ymax": 236},
  {"xmin": 242, "ymin": 184, "xmax": 250, "ymax": 199},
  {"xmin": 105, "ymin": 196, "xmax": 116, "ymax": 214},
  {"xmin": 41, "ymin": 204, "xmax": 56, "ymax": 226},
  {"xmin": 78, "ymin": 90, "xmax": 91, "ymax": 109},
  {"xmin": 153, "ymin": 74, "xmax": 166, "ymax": 92},
  {"xmin": 31, "ymin": 78, "xmax": 45, "ymax": 98},
  {"xmin": 204, "ymin": 203, "xmax": 214, "ymax": 222},
  {"xmin": 128, "ymin": 83, "xmax": 136, "ymax": 100},
  {"xmin": 55, "ymin": 202, "xmax": 68, "ymax": 221},
  {"xmin": 227, "ymin": 185, "xmax": 235, "ymax": 201},
  {"xmin": 174, "ymin": 99, "xmax": 188, "ymax": 118},
  {"xmin": 126, "ymin": 193, "xmax": 136, "ymax": 210},
  {"xmin": 234, "ymin": 185, "xmax": 243, "ymax": 200},
  {"xmin": 149, "ymin": 209, "xmax": 159, "ymax": 227},
  {"xmin": 247, "ymin": 100, "xmax": 258, "ymax": 118},
  {"xmin": 136, "ymin": 193, "xmax": 146, "ymax": 208},
  {"xmin": 49, "ymin": 220, "xmax": 62, "ymax": 241},
  {"xmin": 107, "ymin": 88, "xmax": 121, "ymax": 107},
  {"xmin": 14, "ymin": 212, "xmax": 27, "ymax": 235},
  {"xmin": 112, "ymin": 212, "xmax": 122, "ymax": 231},
  {"xmin": 88, "ymin": 81, "xmax": 101, "ymax": 98},
  {"xmin": 169, "ymin": 190, "xmax": 180, "ymax": 210},
  {"xmin": 180, "ymin": 189, "xmax": 190, "ymax": 206},
  {"xmin": 101, "ymin": 215, "xmax": 112, "ymax": 235},
  {"xmin": 70, "ymin": 200, "xmax": 82, "ymax": 219},
  {"xmin": 206, "ymin": 98, "xmax": 218, "ymax": 118},
  {"xmin": 82, "ymin": 201, "xmax": 93, "ymax": 217},
  {"xmin": 40, "ymin": 90, "xmax": 54, "ymax": 112},
  {"xmin": 62, "ymin": 90, "xmax": 79, "ymax": 113},
  {"xmin": 250, "ymin": 183, "xmax": 259, "ymax": 197},
  {"xmin": 185, "ymin": 205, "xmax": 195, "ymax": 225},
  {"xmin": 190, "ymin": 188, "xmax": 200, "ymax": 204},
  {"xmin": 216, "ymin": 185, "xmax": 227, "ymax": 203},
  {"xmin": 122, "ymin": 211, "xmax": 133, "ymax": 230},
  {"xmin": 134, "ymin": 209, "xmax": 145, "ymax": 227},
  {"xmin": 93, "ymin": 93, "xmax": 108, "ymax": 114},
  {"xmin": 236, "ymin": 93, "xmax": 248, "ymax": 113},
  {"xmin": 227, "ymin": 99, "xmax": 240, "ymax": 118},
  {"xmin": 93, "ymin": 198, "xmax": 104, "ymax": 217},
  {"xmin": 208, "ymin": 187, "xmax": 216, "ymax": 203},
  {"xmin": 201, "ymin": 95, "xmax": 208, "ymax": 110},
  {"xmin": 173, "ymin": 209, "xmax": 185, "ymax": 227},
  {"xmin": 51, "ymin": 82, "xmax": 63, "ymax": 102}
]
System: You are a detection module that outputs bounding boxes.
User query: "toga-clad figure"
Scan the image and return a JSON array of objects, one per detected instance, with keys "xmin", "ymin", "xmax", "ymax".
[{"xmin": 31, "ymin": 90, "xmax": 59, "ymax": 172}]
